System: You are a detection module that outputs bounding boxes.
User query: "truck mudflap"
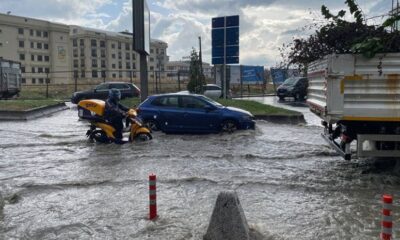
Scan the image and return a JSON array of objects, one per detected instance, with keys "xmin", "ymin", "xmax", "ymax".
[
  {"xmin": 357, "ymin": 134, "xmax": 400, "ymax": 158},
  {"xmin": 321, "ymin": 132, "xmax": 352, "ymax": 160}
]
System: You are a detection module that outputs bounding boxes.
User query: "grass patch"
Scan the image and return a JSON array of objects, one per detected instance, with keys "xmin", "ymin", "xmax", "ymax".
[
  {"xmin": 120, "ymin": 98, "xmax": 141, "ymax": 108},
  {"xmin": 0, "ymin": 99, "xmax": 63, "ymax": 111},
  {"xmin": 216, "ymin": 99, "xmax": 299, "ymax": 116}
]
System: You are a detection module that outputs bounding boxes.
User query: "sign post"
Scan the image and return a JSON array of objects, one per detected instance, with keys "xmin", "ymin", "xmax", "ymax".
[
  {"xmin": 132, "ymin": 0, "xmax": 150, "ymax": 102},
  {"xmin": 212, "ymin": 15, "xmax": 239, "ymax": 99}
]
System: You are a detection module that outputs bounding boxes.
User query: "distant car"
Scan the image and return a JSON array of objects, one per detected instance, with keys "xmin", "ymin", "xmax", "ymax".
[
  {"xmin": 276, "ymin": 77, "xmax": 308, "ymax": 101},
  {"xmin": 178, "ymin": 84, "xmax": 231, "ymax": 99},
  {"xmin": 71, "ymin": 82, "xmax": 140, "ymax": 104},
  {"xmin": 137, "ymin": 93, "xmax": 255, "ymax": 133}
]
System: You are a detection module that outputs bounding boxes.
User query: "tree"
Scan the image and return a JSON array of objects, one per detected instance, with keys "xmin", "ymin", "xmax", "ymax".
[{"xmin": 187, "ymin": 48, "xmax": 206, "ymax": 93}]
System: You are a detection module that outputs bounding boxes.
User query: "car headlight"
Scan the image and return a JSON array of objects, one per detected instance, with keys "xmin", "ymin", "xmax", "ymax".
[{"xmin": 241, "ymin": 114, "xmax": 253, "ymax": 121}]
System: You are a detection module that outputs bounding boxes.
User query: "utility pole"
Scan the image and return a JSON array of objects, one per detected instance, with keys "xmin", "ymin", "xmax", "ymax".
[{"xmin": 198, "ymin": 36, "xmax": 203, "ymax": 76}]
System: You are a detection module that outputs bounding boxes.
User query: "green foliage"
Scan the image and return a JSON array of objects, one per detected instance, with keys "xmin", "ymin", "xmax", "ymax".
[
  {"xmin": 281, "ymin": 0, "xmax": 400, "ymax": 69},
  {"xmin": 187, "ymin": 48, "xmax": 206, "ymax": 94}
]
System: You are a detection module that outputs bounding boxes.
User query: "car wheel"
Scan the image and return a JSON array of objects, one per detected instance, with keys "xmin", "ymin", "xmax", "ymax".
[
  {"xmin": 145, "ymin": 120, "xmax": 160, "ymax": 131},
  {"xmin": 221, "ymin": 120, "xmax": 237, "ymax": 133},
  {"xmin": 278, "ymin": 96, "xmax": 285, "ymax": 101}
]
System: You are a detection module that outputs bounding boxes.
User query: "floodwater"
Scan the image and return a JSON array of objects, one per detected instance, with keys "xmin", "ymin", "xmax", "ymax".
[{"xmin": 1, "ymin": 103, "xmax": 399, "ymax": 240}]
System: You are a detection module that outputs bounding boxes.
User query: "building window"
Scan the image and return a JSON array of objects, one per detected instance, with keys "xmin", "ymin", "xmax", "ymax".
[
  {"xmin": 44, "ymin": 43, "xmax": 48, "ymax": 49},
  {"xmin": 112, "ymin": 64, "xmax": 116, "ymax": 69},
  {"xmin": 18, "ymin": 28, "xmax": 24, "ymax": 35},
  {"xmin": 19, "ymin": 40, "xmax": 24, "ymax": 48},
  {"xmin": 31, "ymin": 54, "xmax": 35, "ymax": 61},
  {"xmin": 45, "ymin": 68, "xmax": 49, "ymax": 73},
  {"xmin": 118, "ymin": 62, "xmax": 122, "ymax": 69},
  {"xmin": 32, "ymin": 78, "xmax": 36, "ymax": 84},
  {"xmin": 81, "ymin": 70, "xmax": 85, "ymax": 78},
  {"xmin": 73, "ymin": 39, "xmax": 77, "ymax": 47},
  {"xmin": 80, "ymin": 60, "xmax": 85, "ymax": 67},
  {"xmin": 126, "ymin": 62, "xmax": 131, "ymax": 69},
  {"xmin": 111, "ymin": 43, "xmax": 115, "ymax": 49},
  {"xmin": 45, "ymin": 56, "xmax": 50, "ymax": 62},
  {"xmin": 91, "ymin": 39, "xmax": 97, "ymax": 47},
  {"xmin": 100, "ymin": 40, "xmax": 105, "ymax": 48},
  {"xmin": 37, "ymin": 42, "xmax": 42, "ymax": 49},
  {"xmin": 31, "ymin": 67, "xmax": 35, "ymax": 73},
  {"xmin": 150, "ymin": 57, "xmax": 154, "ymax": 62},
  {"xmin": 21, "ymin": 66, "xmax": 25, "ymax": 73},
  {"xmin": 92, "ymin": 70, "xmax": 98, "ymax": 78},
  {"xmin": 150, "ymin": 66, "xmax": 154, "ymax": 70},
  {"xmin": 92, "ymin": 59, "xmax": 97, "ymax": 68},
  {"xmin": 73, "ymin": 49, "xmax": 78, "ymax": 57},
  {"xmin": 38, "ymin": 67, "xmax": 43, "ymax": 73},
  {"xmin": 132, "ymin": 63, "xmax": 136, "ymax": 69},
  {"xmin": 19, "ymin": 54, "xmax": 25, "ymax": 61},
  {"xmin": 80, "ymin": 39, "xmax": 84, "ymax": 46},
  {"xmin": 119, "ymin": 72, "xmax": 123, "ymax": 78},
  {"xmin": 112, "ymin": 73, "xmax": 116, "ymax": 78},
  {"xmin": 80, "ymin": 48, "xmax": 85, "ymax": 57},
  {"xmin": 22, "ymin": 78, "xmax": 26, "ymax": 84},
  {"xmin": 30, "ymin": 42, "xmax": 34, "ymax": 48},
  {"xmin": 156, "ymin": 48, "xmax": 159, "ymax": 54},
  {"xmin": 73, "ymin": 59, "xmax": 78, "ymax": 68},
  {"xmin": 118, "ymin": 42, "xmax": 121, "ymax": 49},
  {"xmin": 30, "ymin": 29, "xmax": 33, "ymax": 36},
  {"xmin": 36, "ymin": 30, "xmax": 41, "ymax": 37},
  {"xmin": 39, "ymin": 78, "xmax": 44, "ymax": 84},
  {"xmin": 150, "ymin": 49, "xmax": 154, "ymax": 53},
  {"xmin": 118, "ymin": 52, "xmax": 121, "ymax": 59},
  {"xmin": 43, "ymin": 31, "xmax": 48, "ymax": 38},
  {"xmin": 132, "ymin": 54, "xmax": 136, "ymax": 60},
  {"xmin": 101, "ymin": 60, "xmax": 106, "ymax": 68},
  {"xmin": 37, "ymin": 55, "xmax": 43, "ymax": 61},
  {"xmin": 101, "ymin": 49, "xmax": 106, "ymax": 58},
  {"xmin": 101, "ymin": 70, "xmax": 106, "ymax": 78},
  {"xmin": 125, "ymin": 43, "xmax": 130, "ymax": 51},
  {"xmin": 91, "ymin": 49, "xmax": 97, "ymax": 57},
  {"xmin": 112, "ymin": 53, "xmax": 116, "ymax": 59},
  {"xmin": 125, "ymin": 52, "xmax": 130, "ymax": 60}
]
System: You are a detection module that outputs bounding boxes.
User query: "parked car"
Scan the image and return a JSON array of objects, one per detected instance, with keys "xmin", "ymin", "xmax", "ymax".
[
  {"xmin": 276, "ymin": 77, "xmax": 308, "ymax": 101},
  {"xmin": 178, "ymin": 84, "xmax": 232, "ymax": 99},
  {"xmin": 137, "ymin": 93, "xmax": 255, "ymax": 133},
  {"xmin": 71, "ymin": 82, "xmax": 140, "ymax": 104}
]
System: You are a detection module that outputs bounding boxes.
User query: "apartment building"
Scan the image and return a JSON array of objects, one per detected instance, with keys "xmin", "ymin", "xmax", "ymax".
[
  {"xmin": 0, "ymin": 13, "xmax": 71, "ymax": 84},
  {"xmin": 0, "ymin": 13, "xmax": 169, "ymax": 85}
]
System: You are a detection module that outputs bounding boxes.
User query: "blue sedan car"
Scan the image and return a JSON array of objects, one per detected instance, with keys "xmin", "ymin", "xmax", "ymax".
[{"xmin": 137, "ymin": 93, "xmax": 255, "ymax": 133}]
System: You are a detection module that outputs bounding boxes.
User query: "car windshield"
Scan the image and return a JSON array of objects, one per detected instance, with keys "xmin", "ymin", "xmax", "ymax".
[
  {"xmin": 282, "ymin": 77, "xmax": 298, "ymax": 86},
  {"xmin": 198, "ymin": 95, "xmax": 223, "ymax": 108}
]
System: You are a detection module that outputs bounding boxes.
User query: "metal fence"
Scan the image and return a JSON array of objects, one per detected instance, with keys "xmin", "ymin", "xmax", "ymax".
[{"xmin": 19, "ymin": 69, "xmax": 274, "ymax": 100}]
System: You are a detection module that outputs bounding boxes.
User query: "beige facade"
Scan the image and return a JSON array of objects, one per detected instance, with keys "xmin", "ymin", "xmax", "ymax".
[
  {"xmin": 0, "ymin": 14, "xmax": 169, "ymax": 85},
  {"xmin": 0, "ymin": 13, "xmax": 71, "ymax": 84}
]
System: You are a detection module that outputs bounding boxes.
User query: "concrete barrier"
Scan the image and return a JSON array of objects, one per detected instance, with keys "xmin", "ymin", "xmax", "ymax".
[
  {"xmin": 204, "ymin": 191, "xmax": 265, "ymax": 240},
  {"xmin": 0, "ymin": 102, "xmax": 68, "ymax": 121}
]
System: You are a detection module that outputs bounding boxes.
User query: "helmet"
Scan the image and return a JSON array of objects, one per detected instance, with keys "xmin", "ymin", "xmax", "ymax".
[{"xmin": 109, "ymin": 88, "xmax": 121, "ymax": 101}]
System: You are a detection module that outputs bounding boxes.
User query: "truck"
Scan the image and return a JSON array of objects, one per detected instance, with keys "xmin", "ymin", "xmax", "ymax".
[
  {"xmin": 307, "ymin": 53, "xmax": 400, "ymax": 160},
  {"xmin": 0, "ymin": 58, "xmax": 22, "ymax": 99}
]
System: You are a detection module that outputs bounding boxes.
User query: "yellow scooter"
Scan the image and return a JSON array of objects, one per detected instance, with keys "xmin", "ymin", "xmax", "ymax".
[{"xmin": 77, "ymin": 99, "xmax": 152, "ymax": 143}]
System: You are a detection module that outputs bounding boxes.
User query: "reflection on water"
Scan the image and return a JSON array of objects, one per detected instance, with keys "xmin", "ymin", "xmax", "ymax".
[{"xmin": 0, "ymin": 108, "xmax": 399, "ymax": 239}]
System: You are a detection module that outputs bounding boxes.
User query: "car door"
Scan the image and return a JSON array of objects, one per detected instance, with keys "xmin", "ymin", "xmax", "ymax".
[
  {"xmin": 179, "ymin": 96, "xmax": 220, "ymax": 132},
  {"xmin": 154, "ymin": 95, "xmax": 184, "ymax": 131},
  {"xmin": 93, "ymin": 83, "xmax": 110, "ymax": 99}
]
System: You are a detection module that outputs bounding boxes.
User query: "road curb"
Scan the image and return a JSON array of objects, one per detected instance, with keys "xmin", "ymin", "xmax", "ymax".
[
  {"xmin": 254, "ymin": 114, "xmax": 305, "ymax": 124},
  {"xmin": 0, "ymin": 102, "xmax": 69, "ymax": 121}
]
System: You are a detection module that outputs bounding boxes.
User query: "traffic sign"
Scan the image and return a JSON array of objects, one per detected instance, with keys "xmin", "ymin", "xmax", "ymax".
[{"xmin": 211, "ymin": 15, "xmax": 239, "ymax": 65}]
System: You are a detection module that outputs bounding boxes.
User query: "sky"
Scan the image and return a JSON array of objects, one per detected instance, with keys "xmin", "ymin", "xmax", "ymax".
[{"xmin": 0, "ymin": 0, "xmax": 393, "ymax": 67}]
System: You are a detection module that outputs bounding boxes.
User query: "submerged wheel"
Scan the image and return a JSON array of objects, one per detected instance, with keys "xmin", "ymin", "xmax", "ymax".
[
  {"xmin": 90, "ymin": 130, "xmax": 110, "ymax": 143},
  {"xmin": 135, "ymin": 132, "xmax": 152, "ymax": 142},
  {"xmin": 145, "ymin": 120, "xmax": 159, "ymax": 131},
  {"xmin": 221, "ymin": 120, "xmax": 237, "ymax": 133}
]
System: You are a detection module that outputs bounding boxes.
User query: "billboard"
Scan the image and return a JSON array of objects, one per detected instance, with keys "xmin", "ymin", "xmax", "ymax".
[
  {"xmin": 242, "ymin": 66, "xmax": 264, "ymax": 83},
  {"xmin": 211, "ymin": 15, "xmax": 239, "ymax": 65},
  {"xmin": 270, "ymin": 68, "xmax": 300, "ymax": 84}
]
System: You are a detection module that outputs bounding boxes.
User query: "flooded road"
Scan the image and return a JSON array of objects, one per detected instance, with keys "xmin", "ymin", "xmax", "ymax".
[{"xmin": 1, "ymin": 104, "xmax": 400, "ymax": 239}]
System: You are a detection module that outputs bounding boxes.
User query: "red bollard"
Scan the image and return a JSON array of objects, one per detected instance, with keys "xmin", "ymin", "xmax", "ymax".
[
  {"xmin": 149, "ymin": 174, "xmax": 157, "ymax": 220},
  {"xmin": 381, "ymin": 194, "xmax": 393, "ymax": 240}
]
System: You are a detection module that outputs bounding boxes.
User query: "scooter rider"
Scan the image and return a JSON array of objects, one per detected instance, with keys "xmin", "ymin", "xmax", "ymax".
[{"xmin": 104, "ymin": 88, "xmax": 129, "ymax": 143}]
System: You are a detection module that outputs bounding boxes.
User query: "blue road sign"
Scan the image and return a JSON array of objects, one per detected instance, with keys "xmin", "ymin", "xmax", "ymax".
[
  {"xmin": 270, "ymin": 68, "xmax": 287, "ymax": 84},
  {"xmin": 211, "ymin": 15, "xmax": 239, "ymax": 65},
  {"xmin": 242, "ymin": 66, "xmax": 264, "ymax": 82}
]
